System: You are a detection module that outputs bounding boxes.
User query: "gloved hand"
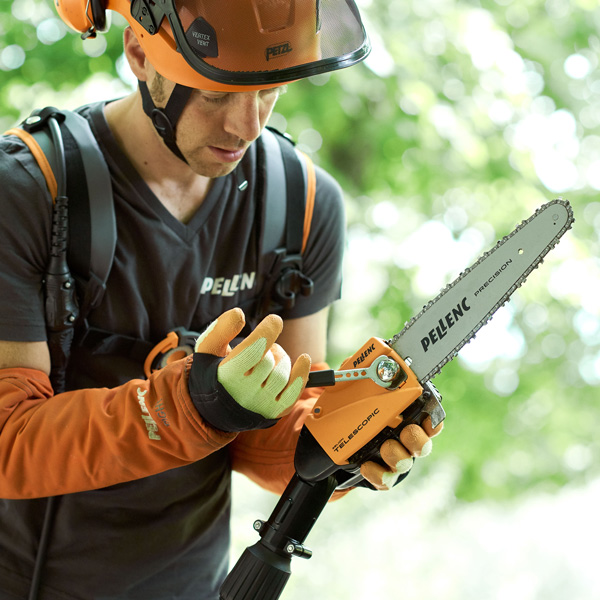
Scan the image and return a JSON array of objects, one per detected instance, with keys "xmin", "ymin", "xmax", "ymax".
[
  {"xmin": 188, "ymin": 308, "xmax": 311, "ymax": 432},
  {"xmin": 360, "ymin": 416, "xmax": 444, "ymax": 490}
]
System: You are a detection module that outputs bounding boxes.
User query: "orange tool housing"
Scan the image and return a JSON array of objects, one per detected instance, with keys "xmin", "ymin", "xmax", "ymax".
[{"xmin": 305, "ymin": 338, "xmax": 423, "ymax": 465}]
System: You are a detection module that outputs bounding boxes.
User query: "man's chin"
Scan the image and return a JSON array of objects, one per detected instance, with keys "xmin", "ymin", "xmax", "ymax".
[{"xmin": 185, "ymin": 158, "xmax": 237, "ymax": 179}]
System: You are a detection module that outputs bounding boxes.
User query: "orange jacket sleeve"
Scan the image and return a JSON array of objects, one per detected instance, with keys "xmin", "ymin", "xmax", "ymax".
[
  {"xmin": 229, "ymin": 362, "xmax": 350, "ymax": 500},
  {"xmin": 0, "ymin": 357, "xmax": 236, "ymax": 499}
]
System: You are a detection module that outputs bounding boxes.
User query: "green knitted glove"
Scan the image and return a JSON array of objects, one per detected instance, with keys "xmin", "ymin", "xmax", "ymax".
[{"xmin": 189, "ymin": 308, "xmax": 311, "ymax": 431}]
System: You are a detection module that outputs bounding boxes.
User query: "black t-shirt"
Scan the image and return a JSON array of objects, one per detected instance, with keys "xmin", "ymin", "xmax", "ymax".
[{"xmin": 0, "ymin": 102, "xmax": 346, "ymax": 599}]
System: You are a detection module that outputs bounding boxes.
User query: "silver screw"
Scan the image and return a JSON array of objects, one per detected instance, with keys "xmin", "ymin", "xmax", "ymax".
[{"xmin": 377, "ymin": 358, "xmax": 400, "ymax": 382}]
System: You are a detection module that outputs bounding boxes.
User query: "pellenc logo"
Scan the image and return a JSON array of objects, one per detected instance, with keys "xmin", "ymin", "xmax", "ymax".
[
  {"xmin": 266, "ymin": 41, "xmax": 292, "ymax": 61},
  {"xmin": 200, "ymin": 272, "xmax": 256, "ymax": 297}
]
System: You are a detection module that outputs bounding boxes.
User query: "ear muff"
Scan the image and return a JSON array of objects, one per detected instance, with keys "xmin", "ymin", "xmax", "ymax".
[{"xmin": 55, "ymin": 0, "xmax": 106, "ymax": 36}]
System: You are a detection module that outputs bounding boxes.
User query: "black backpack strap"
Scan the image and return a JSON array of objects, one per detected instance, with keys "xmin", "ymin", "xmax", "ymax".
[
  {"xmin": 65, "ymin": 110, "xmax": 116, "ymax": 317},
  {"xmin": 61, "ymin": 111, "xmax": 116, "ymax": 319},
  {"xmin": 259, "ymin": 127, "xmax": 314, "ymax": 312},
  {"xmin": 260, "ymin": 127, "xmax": 288, "ymax": 255},
  {"xmin": 24, "ymin": 107, "xmax": 116, "ymax": 321},
  {"xmin": 20, "ymin": 108, "xmax": 78, "ymax": 395}
]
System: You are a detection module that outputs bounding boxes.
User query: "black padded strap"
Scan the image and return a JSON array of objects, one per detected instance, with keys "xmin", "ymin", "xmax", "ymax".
[
  {"xmin": 255, "ymin": 127, "xmax": 315, "ymax": 312},
  {"xmin": 28, "ymin": 108, "xmax": 115, "ymax": 318},
  {"xmin": 64, "ymin": 111, "xmax": 115, "ymax": 306},
  {"xmin": 259, "ymin": 127, "xmax": 288, "ymax": 255},
  {"xmin": 60, "ymin": 125, "xmax": 91, "ymax": 286},
  {"xmin": 272, "ymin": 130, "xmax": 306, "ymax": 255}
]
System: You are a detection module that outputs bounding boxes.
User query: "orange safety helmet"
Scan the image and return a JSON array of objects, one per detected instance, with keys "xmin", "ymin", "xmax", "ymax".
[{"xmin": 54, "ymin": 0, "xmax": 371, "ymax": 91}]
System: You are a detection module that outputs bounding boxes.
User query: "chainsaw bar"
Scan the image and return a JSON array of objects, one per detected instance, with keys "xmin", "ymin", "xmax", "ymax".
[{"xmin": 389, "ymin": 199, "xmax": 574, "ymax": 384}]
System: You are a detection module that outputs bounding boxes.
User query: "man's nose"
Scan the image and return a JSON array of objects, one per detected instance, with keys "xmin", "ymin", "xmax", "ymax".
[{"xmin": 223, "ymin": 92, "xmax": 262, "ymax": 143}]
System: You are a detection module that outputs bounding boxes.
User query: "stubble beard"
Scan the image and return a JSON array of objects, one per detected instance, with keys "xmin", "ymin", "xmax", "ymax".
[
  {"xmin": 183, "ymin": 143, "xmax": 248, "ymax": 178},
  {"xmin": 185, "ymin": 152, "xmax": 242, "ymax": 178}
]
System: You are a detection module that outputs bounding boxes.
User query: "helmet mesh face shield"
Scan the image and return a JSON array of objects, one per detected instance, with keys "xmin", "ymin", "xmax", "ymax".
[{"xmin": 123, "ymin": 0, "xmax": 370, "ymax": 89}]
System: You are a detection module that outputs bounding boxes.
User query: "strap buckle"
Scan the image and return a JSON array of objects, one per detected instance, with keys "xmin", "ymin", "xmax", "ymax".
[
  {"xmin": 271, "ymin": 251, "xmax": 314, "ymax": 310},
  {"xmin": 143, "ymin": 326, "xmax": 198, "ymax": 378},
  {"xmin": 21, "ymin": 107, "xmax": 66, "ymax": 133}
]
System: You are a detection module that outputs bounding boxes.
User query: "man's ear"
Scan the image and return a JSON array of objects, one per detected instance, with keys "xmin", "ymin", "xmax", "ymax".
[{"xmin": 123, "ymin": 26, "xmax": 151, "ymax": 82}]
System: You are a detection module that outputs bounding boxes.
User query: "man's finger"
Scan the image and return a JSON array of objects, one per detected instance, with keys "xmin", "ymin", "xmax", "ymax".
[
  {"xmin": 360, "ymin": 461, "xmax": 391, "ymax": 491},
  {"xmin": 399, "ymin": 424, "xmax": 432, "ymax": 457},
  {"xmin": 277, "ymin": 353, "xmax": 311, "ymax": 416},
  {"xmin": 380, "ymin": 438, "xmax": 412, "ymax": 471},
  {"xmin": 422, "ymin": 415, "xmax": 444, "ymax": 438},
  {"xmin": 222, "ymin": 313, "xmax": 283, "ymax": 369},
  {"xmin": 194, "ymin": 307, "xmax": 245, "ymax": 357},
  {"xmin": 286, "ymin": 353, "xmax": 311, "ymax": 392}
]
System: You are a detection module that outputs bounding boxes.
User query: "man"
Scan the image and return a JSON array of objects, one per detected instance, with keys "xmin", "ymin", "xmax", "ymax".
[{"xmin": 0, "ymin": 1, "xmax": 442, "ymax": 598}]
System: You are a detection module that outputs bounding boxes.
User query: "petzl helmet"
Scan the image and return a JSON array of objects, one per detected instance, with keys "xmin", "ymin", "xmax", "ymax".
[{"xmin": 55, "ymin": 0, "xmax": 371, "ymax": 91}]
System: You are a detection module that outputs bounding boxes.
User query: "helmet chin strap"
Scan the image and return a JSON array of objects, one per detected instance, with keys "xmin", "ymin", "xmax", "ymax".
[{"xmin": 138, "ymin": 80, "xmax": 193, "ymax": 164}]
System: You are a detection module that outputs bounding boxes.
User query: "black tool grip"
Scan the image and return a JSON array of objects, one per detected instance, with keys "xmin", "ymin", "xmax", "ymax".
[
  {"xmin": 220, "ymin": 474, "xmax": 337, "ymax": 600},
  {"xmin": 219, "ymin": 543, "xmax": 291, "ymax": 600},
  {"xmin": 306, "ymin": 369, "xmax": 336, "ymax": 388}
]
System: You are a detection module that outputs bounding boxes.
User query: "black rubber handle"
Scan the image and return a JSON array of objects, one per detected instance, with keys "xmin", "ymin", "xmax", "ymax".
[{"xmin": 306, "ymin": 370, "xmax": 336, "ymax": 388}]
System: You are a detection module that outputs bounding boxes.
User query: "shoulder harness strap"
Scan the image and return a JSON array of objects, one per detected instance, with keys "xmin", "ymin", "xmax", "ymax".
[
  {"xmin": 259, "ymin": 126, "xmax": 317, "ymax": 311},
  {"xmin": 9, "ymin": 107, "xmax": 116, "ymax": 320},
  {"xmin": 4, "ymin": 107, "xmax": 116, "ymax": 392},
  {"xmin": 62, "ymin": 109, "xmax": 116, "ymax": 316}
]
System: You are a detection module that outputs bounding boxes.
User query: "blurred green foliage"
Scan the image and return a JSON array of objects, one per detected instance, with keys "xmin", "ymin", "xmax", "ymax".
[
  {"xmin": 277, "ymin": 0, "xmax": 600, "ymax": 503},
  {"xmin": 1, "ymin": 0, "xmax": 598, "ymax": 503}
]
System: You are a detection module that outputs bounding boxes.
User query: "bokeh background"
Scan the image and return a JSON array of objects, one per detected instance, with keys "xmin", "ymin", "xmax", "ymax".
[{"xmin": 1, "ymin": 0, "xmax": 599, "ymax": 598}]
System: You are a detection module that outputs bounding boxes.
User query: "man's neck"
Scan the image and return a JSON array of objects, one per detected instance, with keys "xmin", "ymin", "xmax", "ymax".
[{"xmin": 103, "ymin": 93, "xmax": 213, "ymax": 223}]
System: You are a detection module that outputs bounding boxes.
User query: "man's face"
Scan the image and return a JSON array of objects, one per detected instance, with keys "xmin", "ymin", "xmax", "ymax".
[{"xmin": 150, "ymin": 73, "xmax": 284, "ymax": 177}]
